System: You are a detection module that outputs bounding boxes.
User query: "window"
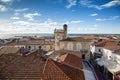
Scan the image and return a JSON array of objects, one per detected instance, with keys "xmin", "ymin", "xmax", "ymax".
[
  {"xmin": 99, "ymin": 49, "xmax": 101, "ymax": 52},
  {"xmin": 82, "ymin": 54, "xmax": 85, "ymax": 59},
  {"xmin": 28, "ymin": 46, "xmax": 31, "ymax": 50},
  {"xmin": 69, "ymin": 43, "xmax": 73, "ymax": 50},
  {"xmin": 39, "ymin": 46, "xmax": 41, "ymax": 49},
  {"xmin": 64, "ymin": 43, "xmax": 68, "ymax": 50},
  {"xmin": 73, "ymin": 43, "xmax": 77, "ymax": 50}
]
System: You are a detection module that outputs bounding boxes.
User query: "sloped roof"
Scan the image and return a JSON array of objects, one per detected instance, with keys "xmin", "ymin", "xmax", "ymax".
[
  {"xmin": 43, "ymin": 58, "xmax": 85, "ymax": 80},
  {"xmin": 104, "ymin": 40, "xmax": 120, "ymax": 50},
  {"xmin": 17, "ymin": 40, "xmax": 54, "ymax": 45},
  {"xmin": 80, "ymin": 35, "xmax": 98, "ymax": 40},
  {"xmin": 113, "ymin": 48, "xmax": 120, "ymax": 55},
  {"xmin": 0, "ymin": 47, "xmax": 20, "ymax": 56},
  {"xmin": 60, "ymin": 37, "xmax": 91, "ymax": 42},
  {"xmin": 94, "ymin": 40, "xmax": 106, "ymax": 47},
  {"xmin": 0, "ymin": 53, "xmax": 45, "ymax": 80},
  {"xmin": 58, "ymin": 53, "xmax": 83, "ymax": 69},
  {"xmin": 54, "ymin": 50, "xmax": 82, "ymax": 58},
  {"xmin": 93, "ymin": 40, "xmax": 120, "ymax": 50}
]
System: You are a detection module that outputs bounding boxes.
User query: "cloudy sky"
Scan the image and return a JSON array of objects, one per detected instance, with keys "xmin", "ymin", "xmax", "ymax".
[{"xmin": 0, "ymin": 0, "xmax": 120, "ymax": 34}]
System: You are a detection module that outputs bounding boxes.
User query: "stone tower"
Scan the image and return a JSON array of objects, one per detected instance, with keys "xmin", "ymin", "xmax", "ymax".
[
  {"xmin": 54, "ymin": 24, "xmax": 67, "ymax": 50},
  {"xmin": 63, "ymin": 24, "xmax": 67, "ymax": 38}
]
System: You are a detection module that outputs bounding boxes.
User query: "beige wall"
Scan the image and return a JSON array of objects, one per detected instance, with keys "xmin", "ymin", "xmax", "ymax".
[
  {"xmin": 54, "ymin": 32, "xmax": 66, "ymax": 50},
  {"xmin": 60, "ymin": 41, "xmax": 90, "ymax": 60},
  {"xmin": 23, "ymin": 44, "xmax": 54, "ymax": 51}
]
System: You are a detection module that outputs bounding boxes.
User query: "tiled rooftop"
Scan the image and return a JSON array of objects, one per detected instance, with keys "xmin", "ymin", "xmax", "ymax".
[
  {"xmin": 80, "ymin": 35, "xmax": 98, "ymax": 40},
  {"xmin": 0, "ymin": 47, "xmax": 20, "ymax": 56},
  {"xmin": 0, "ymin": 54, "xmax": 45, "ymax": 80},
  {"xmin": 113, "ymin": 48, "xmax": 120, "ymax": 55},
  {"xmin": 58, "ymin": 53, "xmax": 83, "ymax": 69},
  {"xmin": 0, "ymin": 53, "xmax": 85, "ymax": 80},
  {"xmin": 93, "ymin": 40, "xmax": 120, "ymax": 51},
  {"xmin": 60, "ymin": 37, "xmax": 91, "ymax": 42},
  {"xmin": 43, "ymin": 58, "xmax": 85, "ymax": 80},
  {"xmin": 17, "ymin": 39, "xmax": 54, "ymax": 45},
  {"xmin": 52, "ymin": 50, "xmax": 82, "ymax": 58}
]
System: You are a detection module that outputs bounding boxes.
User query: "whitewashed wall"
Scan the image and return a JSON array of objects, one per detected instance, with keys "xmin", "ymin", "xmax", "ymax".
[{"xmin": 102, "ymin": 48, "xmax": 112, "ymax": 60}]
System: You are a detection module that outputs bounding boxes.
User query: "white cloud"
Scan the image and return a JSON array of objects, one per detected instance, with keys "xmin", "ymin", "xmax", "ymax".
[
  {"xmin": 100, "ymin": 0, "xmax": 120, "ymax": 9},
  {"xmin": 24, "ymin": 12, "xmax": 41, "ymax": 21},
  {"xmin": 10, "ymin": 17, "xmax": 20, "ymax": 20},
  {"xmin": 0, "ymin": 0, "xmax": 12, "ymax": 3},
  {"xmin": 0, "ymin": 5, "xmax": 7, "ymax": 12},
  {"xmin": 71, "ymin": 20, "xmax": 83, "ymax": 23},
  {"xmin": 0, "ymin": 18, "xmax": 58, "ymax": 34},
  {"xmin": 43, "ymin": 18, "xmax": 57, "ymax": 26},
  {"xmin": 64, "ymin": 20, "xmax": 84, "ymax": 24},
  {"xmin": 11, "ymin": 19, "xmax": 57, "ymax": 27},
  {"xmin": 96, "ymin": 16, "xmax": 119, "ymax": 21},
  {"xmin": 0, "ymin": 0, "xmax": 14, "ymax": 12},
  {"xmin": 66, "ymin": 0, "xmax": 77, "ymax": 8},
  {"xmin": 90, "ymin": 13, "xmax": 98, "ymax": 16},
  {"xmin": 12, "ymin": 21, "xmax": 30, "ymax": 26},
  {"xmin": 69, "ymin": 25, "xmax": 99, "ymax": 33},
  {"xmin": 14, "ymin": 12, "xmax": 20, "ymax": 16},
  {"xmin": 80, "ymin": 0, "xmax": 120, "ymax": 10},
  {"xmin": 14, "ymin": 8, "xmax": 29, "ymax": 16},
  {"xmin": 15, "ymin": 8, "xmax": 29, "ymax": 12}
]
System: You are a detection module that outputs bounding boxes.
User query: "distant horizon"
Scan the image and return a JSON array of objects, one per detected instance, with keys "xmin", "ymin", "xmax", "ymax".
[
  {"xmin": 1, "ymin": 33, "xmax": 120, "ymax": 39},
  {"xmin": 1, "ymin": 33, "xmax": 120, "ymax": 34}
]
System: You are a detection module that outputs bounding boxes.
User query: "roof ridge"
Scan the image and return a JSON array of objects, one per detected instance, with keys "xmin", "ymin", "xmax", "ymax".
[{"xmin": 43, "ymin": 58, "xmax": 49, "ymax": 74}]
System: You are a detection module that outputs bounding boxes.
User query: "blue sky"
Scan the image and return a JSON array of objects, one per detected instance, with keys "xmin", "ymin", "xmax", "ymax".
[{"xmin": 0, "ymin": 0, "xmax": 120, "ymax": 34}]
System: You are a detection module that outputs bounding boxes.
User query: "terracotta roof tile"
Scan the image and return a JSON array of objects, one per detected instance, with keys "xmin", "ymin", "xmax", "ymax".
[
  {"xmin": 80, "ymin": 35, "xmax": 98, "ymax": 40},
  {"xmin": 113, "ymin": 49, "xmax": 120, "ymax": 55},
  {"xmin": 0, "ymin": 47, "xmax": 20, "ymax": 56},
  {"xmin": 43, "ymin": 58, "xmax": 85, "ymax": 80},
  {"xmin": 58, "ymin": 53, "xmax": 83, "ymax": 69},
  {"xmin": 94, "ymin": 40, "xmax": 120, "ymax": 50},
  {"xmin": 52, "ymin": 50, "xmax": 82, "ymax": 58},
  {"xmin": 60, "ymin": 37, "xmax": 91, "ymax": 42},
  {"xmin": 104, "ymin": 40, "xmax": 120, "ymax": 50},
  {"xmin": 17, "ymin": 40, "xmax": 54, "ymax": 45},
  {"xmin": 94, "ymin": 40, "xmax": 106, "ymax": 47},
  {"xmin": 0, "ymin": 54, "xmax": 45, "ymax": 80}
]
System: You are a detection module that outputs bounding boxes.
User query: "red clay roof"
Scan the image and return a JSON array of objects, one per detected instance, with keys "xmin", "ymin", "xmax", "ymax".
[
  {"xmin": 80, "ymin": 35, "xmax": 98, "ymax": 40},
  {"xmin": 0, "ymin": 47, "xmax": 20, "ymax": 56},
  {"xmin": 104, "ymin": 40, "xmax": 120, "ymax": 50},
  {"xmin": 53, "ymin": 50, "xmax": 82, "ymax": 58},
  {"xmin": 113, "ymin": 49, "xmax": 120, "ymax": 55},
  {"xmin": 94, "ymin": 41, "xmax": 106, "ymax": 47},
  {"xmin": 17, "ymin": 39, "xmax": 54, "ymax": 45},
  {"xmin": 0, "ymin": 54, "xmax": 45, "ymax": 80},
  {"xmin": 60, "ymin": 37, "xmax": 91, "ymax": 42},
  {"xmin": 94, "ymin": 40, "xmax": 120, "ymax": 50},
  {"xmin": 0, "ymin": 52, "xmax": 85, "ymax": 80},
  {"xmin": 58, "ymin": 53, "xmax": 83, "ymax": 69},
  {"xmin": 43, "ymin": 58, "xmax": 85, "ymax": 80}
]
